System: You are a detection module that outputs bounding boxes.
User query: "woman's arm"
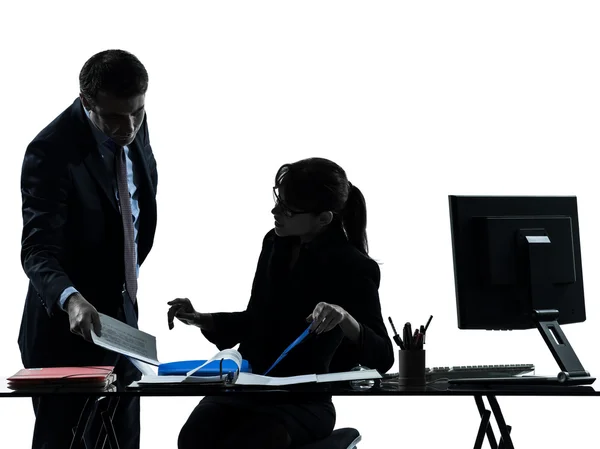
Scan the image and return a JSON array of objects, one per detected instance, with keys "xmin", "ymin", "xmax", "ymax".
[
  {"xmin": 330, "ymin": 258, "xmax": 395, "ymax": 373},
  {"xmin": 200, "ymin": 311, "xmax": 250, "ymax": 350},
  {"xmin": 198, "ymin": 230, "xmax": 276, "ymax": 350},
  {"xmin": 338, "ymin": 312, "xmax": 361, "ymax": 342}
]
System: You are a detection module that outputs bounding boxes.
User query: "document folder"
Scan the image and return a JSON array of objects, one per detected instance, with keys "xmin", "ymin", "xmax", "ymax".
[{"xmin": 159, "ymin": 359, "xmax": 252, "ymax": 377}]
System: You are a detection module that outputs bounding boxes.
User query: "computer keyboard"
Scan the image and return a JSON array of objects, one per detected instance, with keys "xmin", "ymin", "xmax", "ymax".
[{"xmin": 383, "ymin": 363, "xmax": 535, "ymax": 382}]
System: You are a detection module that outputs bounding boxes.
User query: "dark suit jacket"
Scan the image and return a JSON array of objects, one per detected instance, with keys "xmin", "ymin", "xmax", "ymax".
[
  {"xmin": 202, "ymin": 224, "xmax": 394, "ymax": 378},
  {"xmin": 18, "ymin": 98, "xmax": 158, "ymax": 368}
]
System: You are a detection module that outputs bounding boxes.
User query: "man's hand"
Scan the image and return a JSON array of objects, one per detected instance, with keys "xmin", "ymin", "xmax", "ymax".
[
  {"xmin": 306, "ymin": 302, "xmax": 347, "ymax": 334},
  {"xmin": 167, "ymin": 298, "xmax": 199, "ymax": 329},
  {"xmin": 66, "ymin": 293, "xmax": 101, "ymax": 342}
]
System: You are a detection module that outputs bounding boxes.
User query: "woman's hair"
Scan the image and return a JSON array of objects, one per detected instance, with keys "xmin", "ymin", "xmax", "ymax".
[{"xmin": 274, "ymin": 157, "xmax": 369, "ymax": 255}]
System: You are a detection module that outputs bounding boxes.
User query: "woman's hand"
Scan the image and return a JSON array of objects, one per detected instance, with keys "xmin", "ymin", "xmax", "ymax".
[
  {"xmin": 167, "ymin": 298, "xmax": 199, "ymax": 329},
  {"xmin": 306, "ymin": 302, "xmax": 347, "ymax": 334}
]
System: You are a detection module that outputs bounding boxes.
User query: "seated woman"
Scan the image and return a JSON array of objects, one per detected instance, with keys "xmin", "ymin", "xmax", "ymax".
[{"xmin": 168, "ymin": 157, "xmax": 394, "ymax": 449}]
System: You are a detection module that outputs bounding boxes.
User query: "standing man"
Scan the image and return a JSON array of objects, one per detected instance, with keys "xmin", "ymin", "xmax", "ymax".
[{"xmin": 19, "ymin": 49, "xmax": 158, "ymax": 449}]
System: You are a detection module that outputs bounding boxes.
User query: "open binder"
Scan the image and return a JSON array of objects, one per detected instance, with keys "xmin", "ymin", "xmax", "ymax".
[
  {"xmin": 132, "ymin": 348, "xmax": 382, "ymax": 388},
  {"xmin": 132, "ymin": 324, "xmax": 381, "ymax": 388}
]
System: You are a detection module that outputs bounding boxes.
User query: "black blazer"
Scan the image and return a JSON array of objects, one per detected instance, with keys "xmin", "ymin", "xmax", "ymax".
[
  {"xmin": 18, "ymin": 98, "xmax": 158, "ymax": 368},
  {"xmin": 202, "ymin": 224, "xmax": 394, "ymax": 378}
]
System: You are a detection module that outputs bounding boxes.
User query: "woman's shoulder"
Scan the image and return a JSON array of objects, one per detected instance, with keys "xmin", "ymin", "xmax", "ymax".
[
  {"xmin": 262, "ymin": 228, "xmax": 277, "ymax": 244},
  {"xmin": 326, "ymin": 242, "xmax": 380, "ymax": 281},
  {"xmin": 259, "ymin": 228, "xmax": 295, "ymax": 256}
]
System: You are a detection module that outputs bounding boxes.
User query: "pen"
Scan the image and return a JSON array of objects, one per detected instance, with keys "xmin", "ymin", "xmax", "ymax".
[
  {"xmin": 424, "ymin": 315, "xmax": 433, "ymax": 332},
  {"xmin": 414, "ymin": 332, "xmax": 423, "ymax": 349},
  {"xmin": 423, "ymin": 315, "xmax": 433, "ymax": 345},
  {"xmin": 404, "ymin": 323, "xmax": 412, "ymax": 350},
  {"xmin": 420, "ymin": 325, "xmax": 425, "ymax": 344},
  {"xmin": 388, "ymin": 317, "xmax": 405, "ymax": 350}
]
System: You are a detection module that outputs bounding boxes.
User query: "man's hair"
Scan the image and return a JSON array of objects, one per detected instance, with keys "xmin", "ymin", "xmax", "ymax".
[{"xmin": 79, "ymin": 49, "xmax": 148, "ymax": 105}]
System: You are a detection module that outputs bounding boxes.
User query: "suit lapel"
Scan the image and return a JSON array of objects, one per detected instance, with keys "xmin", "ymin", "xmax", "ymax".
[
  {"xmin": 82, "ymin": 148, "xmax": 119, "ymax": 211},
  {"xmin": 71, "ymin": 99, "xmax": 119, "ymax": 212}
]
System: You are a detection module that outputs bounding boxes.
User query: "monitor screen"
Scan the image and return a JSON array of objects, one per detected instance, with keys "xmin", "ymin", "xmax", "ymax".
[{"xmin": 449, "ymin": 195, "xmax": 586, "ymax": 330}]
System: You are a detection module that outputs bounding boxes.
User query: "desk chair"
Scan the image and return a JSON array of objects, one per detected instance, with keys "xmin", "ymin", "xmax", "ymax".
[{"xmin": 299, "ymin": 428, "xmax": 361, "ymax": 449}]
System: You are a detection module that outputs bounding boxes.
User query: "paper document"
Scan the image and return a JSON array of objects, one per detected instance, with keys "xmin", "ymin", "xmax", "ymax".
[
  {"xmin": 136, "ymin": 375, "xmax": 226, "ymax": 385},
  {"xmin": 236, "ymin": 373, "xmax": 317, "ymax": 386},
  {"xmin": 185, "ymin": 349, "xmax": 242, "ymax": 378},
  {"xmin": 128, "ymin": 357, "xmax": 158, "ymax": 376},
  {"xmin": 136, "ymin": 349, "xmax": 243, "ymax": 386},
  {"xmin": 235, "ymin": 369, "xmax": 382, "ymax": 386},
  {"xmin": 135, "ymin": 368, "xmax": 382, "ymax": 387},
  {"xmin": 91, "ymin": 313, "xmax": 160, "ymax": 366},
  {"xmin": 316, "ymin": 369, "xmax": 382, "ymax": 383}
]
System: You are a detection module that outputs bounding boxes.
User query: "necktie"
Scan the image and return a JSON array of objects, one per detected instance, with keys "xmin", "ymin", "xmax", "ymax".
[{"xmin": 115, "ymin": 145, "xmax": 138, "ymax": 304}]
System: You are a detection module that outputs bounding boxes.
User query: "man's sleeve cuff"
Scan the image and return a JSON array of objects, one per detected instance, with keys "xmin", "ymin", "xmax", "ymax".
[{"xmin": 59, "ymin": 287, "xmax": 78, "ymax": 311}]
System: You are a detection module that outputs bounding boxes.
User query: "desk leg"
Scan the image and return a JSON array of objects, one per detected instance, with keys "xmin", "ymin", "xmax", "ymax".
[
  {"xmin": 473, "ymin": 408, "xmax": 492, "ymax": 449},
  {"xmin": 70, "ymin": 397, "xmax": 96, "ymax": 449},
  {"xmin": 472, "ymin": 395, "xmax": 514, "ymax": 449},
  {"xmin": 487, "ymin": 396, "xmax": 513, "ymax": 449},
  {"xmin": 474, "ymin": 395, "xmax": 498, "ymax": 449},
  {"xmin": 94, "ymin": 397, "xmax": 121, "ymax": 449},
  {"xmin": 69, "ymin": 397, "xmax": 121, "ymax": 449}
]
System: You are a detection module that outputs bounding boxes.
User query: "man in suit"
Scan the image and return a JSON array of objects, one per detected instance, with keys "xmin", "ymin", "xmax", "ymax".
[{"xmin": 19, "ymin": 49, "xmax": 158, "ymax": 449}]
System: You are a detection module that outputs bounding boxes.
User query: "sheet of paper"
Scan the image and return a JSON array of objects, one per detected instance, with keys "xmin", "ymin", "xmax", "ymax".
[
  {"xmin": 316, "ymin": 369, "xmax": 382, "ymax": 383},
  {"xmin": 236, "ymin": 369, "xmax": 381, "ymax": 386},
  {"xmin": 128, "ymin": 357, "xmax": 158, "ymax": 376},
  {"xmin": 236, "ymin": 373, "xmax": 317, "ymax": 386},
  {"xmin": 185, "ymin": 349, "xmax": 243, "ymax": 378},
  {"xmin": 134, "ymin": 369, "xmax": 382, "ymax": 387},
  {"xmin": 91, "ymin": 313, "xmax": 160, "ymax": 366},
  {"xmin": 137, "ymin": 375, "xmax": 226, "ymax": 384}
]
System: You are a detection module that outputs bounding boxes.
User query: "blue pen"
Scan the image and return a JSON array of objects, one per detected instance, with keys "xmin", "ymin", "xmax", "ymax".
[{"xmin": 263, "ymin": 324, "xmax": 312, "ymax": 376}]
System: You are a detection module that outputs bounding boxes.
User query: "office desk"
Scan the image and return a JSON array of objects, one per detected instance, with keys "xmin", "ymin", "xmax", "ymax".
[{"xmin": 1, "ymin": 378, "xmax": 597, "ymax": 449}]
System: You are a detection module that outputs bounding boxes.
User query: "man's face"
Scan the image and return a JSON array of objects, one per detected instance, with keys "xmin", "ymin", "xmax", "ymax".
[{"xmin": 80, "ymin": 91, "xmax": 145, "ymax": 147}]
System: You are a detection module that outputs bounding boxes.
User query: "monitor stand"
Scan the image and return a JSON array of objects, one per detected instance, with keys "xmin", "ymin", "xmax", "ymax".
[
  {"xmin": 451, "ymin": 310, "xmax": 595, "ymax": 386},
  {"xmin": 452, "ymin": 234, "xmax": 595, "ymax": 387}
]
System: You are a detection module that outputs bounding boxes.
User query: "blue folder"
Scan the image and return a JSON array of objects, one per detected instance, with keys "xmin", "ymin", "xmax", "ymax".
[
  {"xmin": 159, "ymin": 323, "xmax": 312, "ymax": 378},
  {"xmin": 158, "ymin": 359, "xmax": 252, "ymax": 377}
]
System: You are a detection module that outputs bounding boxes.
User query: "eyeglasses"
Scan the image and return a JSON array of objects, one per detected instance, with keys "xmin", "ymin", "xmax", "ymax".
[{"xmin": 272, "ymin": 187, "xmax": 311, "ymax": 217}]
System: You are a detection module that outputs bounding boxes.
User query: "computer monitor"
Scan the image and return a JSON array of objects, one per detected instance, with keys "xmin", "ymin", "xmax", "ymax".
[{"xmin": 448, "ymin": 195, "xmax": 593, "ymax": 385}]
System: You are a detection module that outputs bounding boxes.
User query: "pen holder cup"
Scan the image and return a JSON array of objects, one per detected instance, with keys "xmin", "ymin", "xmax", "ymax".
[{"xmin": 397, "ymin": 350, "xmax": 426, "ymax": 387}]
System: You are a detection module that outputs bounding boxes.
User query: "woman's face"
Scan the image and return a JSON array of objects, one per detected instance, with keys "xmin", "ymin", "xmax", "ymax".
[{"xmin": 271, "ymin": 187, "xmax": 332, "ymax": 242}]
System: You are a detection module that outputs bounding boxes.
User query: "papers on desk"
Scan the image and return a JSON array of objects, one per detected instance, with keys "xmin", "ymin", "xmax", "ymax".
[
  {"xmin": 88, "ymin": 314, "xmax": 244, "ymax": 379},
  {"xmin": 134, "ymin": 369, "xmax": 382, "ymax": 387},
  {"xmin": 91, "ymin": 313, "xmax": 160, "ymax": 366},
  {"xmin": 131, "ymin": 346, "xmax": 382, "ymax": 388},
  {"xmin": 89, "ymin": 316, "xmax": 384, "ymax": 389},
  {"xmin": 236, "ymin": 369, "xmax": 382, "ymax": 386}
]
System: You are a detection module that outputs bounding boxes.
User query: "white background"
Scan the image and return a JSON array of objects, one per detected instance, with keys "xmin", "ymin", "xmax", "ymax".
[{"xmin": 1, "ymin": 1, "xmax": 599, "ymax": 448}]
